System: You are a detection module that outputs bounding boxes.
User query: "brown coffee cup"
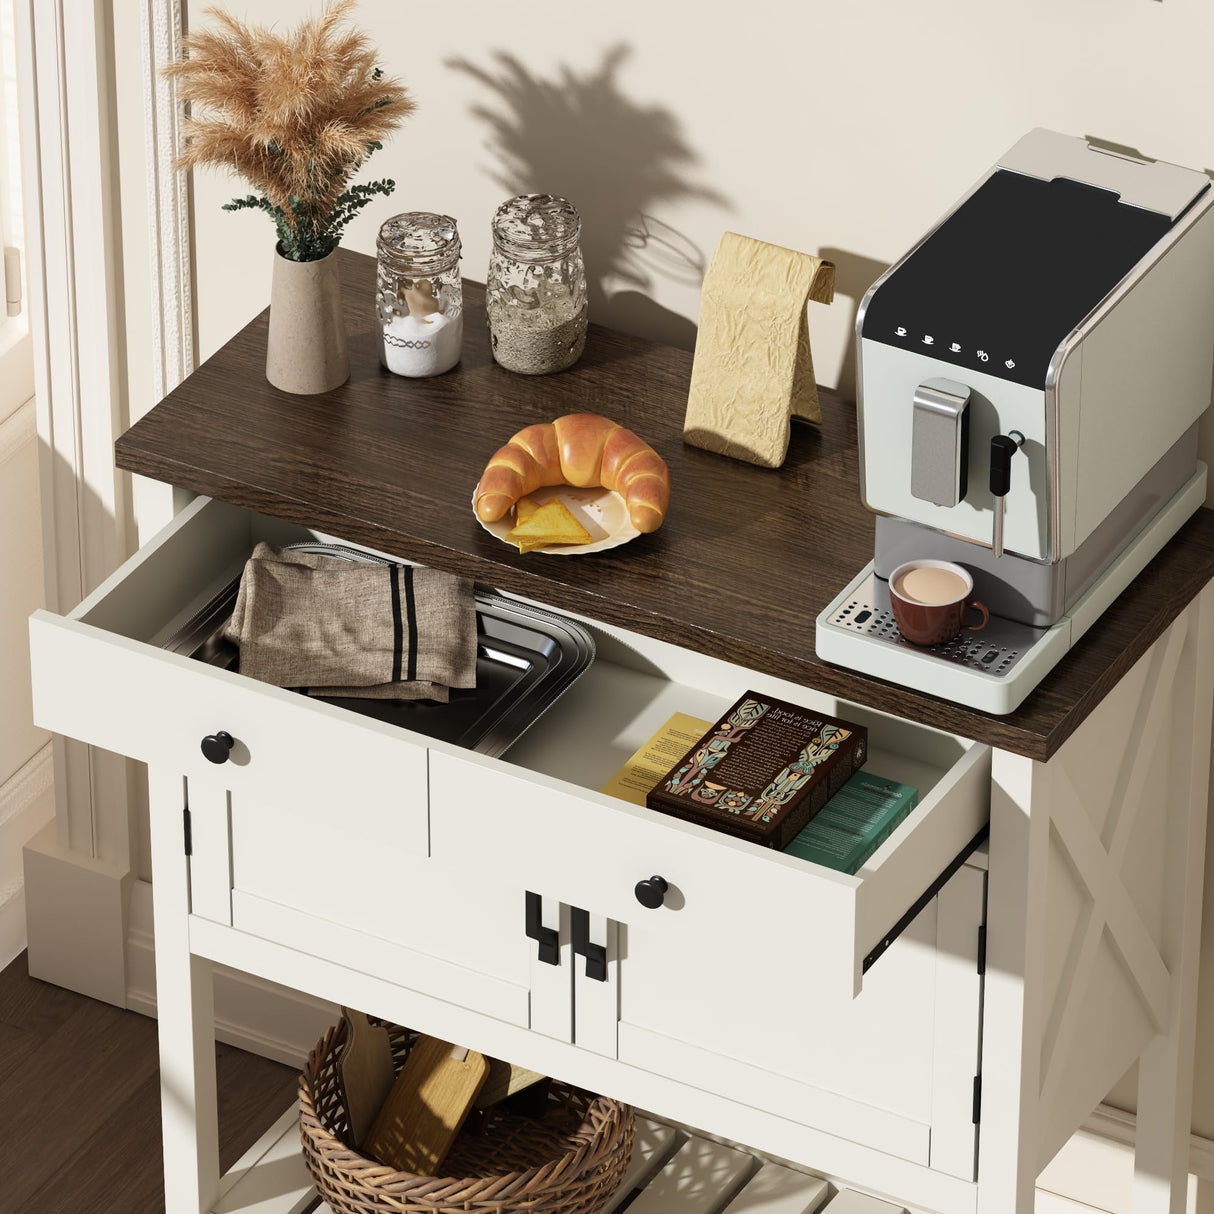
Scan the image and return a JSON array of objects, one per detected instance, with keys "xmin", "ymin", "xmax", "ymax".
[{"xmin": 888, "ymin": 560, "xmax": 989, "ymax": 647}]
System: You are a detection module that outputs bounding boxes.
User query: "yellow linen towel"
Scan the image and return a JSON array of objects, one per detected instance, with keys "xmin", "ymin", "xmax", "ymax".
[{"xmin": 684, "ymin": 232, "xmax": 834, "ymax": 468}]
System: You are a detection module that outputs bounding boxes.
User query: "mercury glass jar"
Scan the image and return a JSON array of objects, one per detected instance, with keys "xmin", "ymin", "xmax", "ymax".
[
  {"xmin": 376, "ymin": 212, "xmax": 463, "ymax": 378},
  {"xmin": 486, "ymin": 194, "xmax": 588, "ymax": 375}
]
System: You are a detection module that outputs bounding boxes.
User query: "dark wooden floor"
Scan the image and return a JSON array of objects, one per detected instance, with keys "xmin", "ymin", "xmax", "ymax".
[{"xmin": 0, "ymin": 950, "xmax": 299, "ymax": 1214}]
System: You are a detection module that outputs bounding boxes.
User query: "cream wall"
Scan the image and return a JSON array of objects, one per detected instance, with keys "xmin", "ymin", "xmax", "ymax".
[
  {"xmin": 189, "ymin": 0, "xmax": 1214, "ymax": 393},
  {"xmin": 185, "ymin": 0, "xmax": 1214, "ymax": 1136}
]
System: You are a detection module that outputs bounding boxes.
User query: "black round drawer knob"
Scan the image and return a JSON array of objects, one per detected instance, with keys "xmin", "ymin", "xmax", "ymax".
[
  {"xmin": 200, "ymin": 731, "xmax": 235, "ymax": 764},
  {"xmin": 634, "ymin": 876, "xmax": 669, "ymax": 909}
]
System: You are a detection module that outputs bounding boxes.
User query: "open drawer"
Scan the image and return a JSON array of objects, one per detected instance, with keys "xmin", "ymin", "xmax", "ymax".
[
  {"xmin": 30, "ymin": 495, "xmax": 990, "ymax": 1015},
  {"xmin": 431, "ymin": 663, "xmax": 990, "ymax": 1000},
  {"xmin": 29, "ymin": 497, "xmax": 432, "ymax": 854}
]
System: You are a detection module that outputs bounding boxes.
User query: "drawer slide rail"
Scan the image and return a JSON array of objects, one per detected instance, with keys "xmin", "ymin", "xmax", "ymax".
[{"xmin": 861, "ymin": 825, "xmax": 989, "ymax": 975}]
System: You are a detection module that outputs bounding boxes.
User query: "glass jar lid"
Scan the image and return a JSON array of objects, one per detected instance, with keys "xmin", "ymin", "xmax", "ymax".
[
  {"xmin": 377, "ymin": 212, "xmax": 461, "ymax": 273},
  {"xmin": 491, "ymin": 194, "xmax": 581, "ymax": 261}
]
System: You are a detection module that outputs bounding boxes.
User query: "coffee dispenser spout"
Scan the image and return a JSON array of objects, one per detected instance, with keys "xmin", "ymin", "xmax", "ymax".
[
  {"xmin": 911, "ymin": 379, "xmax": 972, "ymax": 508},
  {"xmin": 990, "ymin": 430, "xmax": 1026, "ymax": 558}
]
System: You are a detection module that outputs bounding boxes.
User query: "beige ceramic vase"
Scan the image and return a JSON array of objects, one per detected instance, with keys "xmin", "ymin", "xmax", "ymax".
[{"xmin": 265, "ymin": 246, "xmax": 350, "ymax": 394}]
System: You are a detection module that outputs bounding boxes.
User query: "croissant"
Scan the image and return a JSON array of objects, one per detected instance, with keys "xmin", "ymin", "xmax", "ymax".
[{"xmin": 474, "ymin": 413, "xmax": 671, "ymax": 533}]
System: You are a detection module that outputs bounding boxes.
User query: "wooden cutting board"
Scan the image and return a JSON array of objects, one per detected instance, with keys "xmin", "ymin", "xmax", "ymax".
[
  {"xmin": 473, "ymin": 1058, "xmax": 547, "ymax": 1109},
  {"xmin": 336, "ymin": 1008, "xmax": 395, "ymax": 1149},
  {"xmin": 363, "ymin": 1037, "xmax": 489, "ymax": 1174}
]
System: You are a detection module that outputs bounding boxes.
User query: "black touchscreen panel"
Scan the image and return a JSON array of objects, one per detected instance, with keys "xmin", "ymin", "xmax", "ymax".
[{"xmin": 863, "ymin": 170, "xmax": 1177, "ymax": 388}]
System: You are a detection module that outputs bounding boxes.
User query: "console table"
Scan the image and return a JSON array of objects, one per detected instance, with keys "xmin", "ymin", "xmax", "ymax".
[{"xmin": 28, "ymin": 250, "xmax": 1214, "ymax": 1214}]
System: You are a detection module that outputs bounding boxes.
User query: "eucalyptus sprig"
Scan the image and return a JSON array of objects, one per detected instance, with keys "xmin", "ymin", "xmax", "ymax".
[{"xmin": 224, "ymin": 178, "xmax": 397, "ymax": 262}]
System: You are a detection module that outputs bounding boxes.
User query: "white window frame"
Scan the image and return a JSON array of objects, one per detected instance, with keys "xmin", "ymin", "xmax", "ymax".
[
  {"xmin": 13, "ymin": 0, "xmax": 192, "ymax": 1008},
  {"xmin": 0, "ymin": 0, "xmax": 32, "ymax": 421},
  {"xmin": 16, "ymin": 0, "xmax": 134, "ymax": 868}
]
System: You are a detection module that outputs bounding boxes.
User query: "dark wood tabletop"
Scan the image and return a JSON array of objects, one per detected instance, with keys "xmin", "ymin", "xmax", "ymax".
[{"xmin": 115, "ymin": 249, "xmax": 1214, "ymax": 761}]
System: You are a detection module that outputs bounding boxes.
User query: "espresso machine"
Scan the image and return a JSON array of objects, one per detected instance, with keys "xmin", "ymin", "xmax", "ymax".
[{"xmin": 815, "ymin": 129, "xmax": 1214, "ymax": 713}]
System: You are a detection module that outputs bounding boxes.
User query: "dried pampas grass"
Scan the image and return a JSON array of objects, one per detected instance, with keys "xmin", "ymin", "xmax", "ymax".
[{"xmin": 166, "ymin": 0, "xmax": 414, "ymax": 261}]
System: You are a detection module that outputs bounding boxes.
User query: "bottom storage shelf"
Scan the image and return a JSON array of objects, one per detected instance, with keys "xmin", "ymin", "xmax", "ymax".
[{"xmin": 221, "ymin": 1104, "xmax": 910, "ymax": 1214}]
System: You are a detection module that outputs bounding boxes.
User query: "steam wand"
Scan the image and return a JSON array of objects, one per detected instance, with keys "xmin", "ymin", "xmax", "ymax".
[{"xmin": 990, "ymin": 431, "xmax": 1026, "ymax": 558}]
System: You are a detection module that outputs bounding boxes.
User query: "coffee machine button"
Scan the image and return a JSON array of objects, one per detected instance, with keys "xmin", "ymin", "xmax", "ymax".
[{"xmin": 895, "ymin": 326, "xmax": 908, "ymax": 337}]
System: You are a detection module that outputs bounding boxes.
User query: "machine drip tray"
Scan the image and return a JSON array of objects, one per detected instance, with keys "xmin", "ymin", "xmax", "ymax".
[
  {"xmin": 816, "ymin": 561, "xmax": 1073, "ymax": 714},
  {"xmin": 826, "ymin": 571, "xmax": 1045, "ymax": 678},
  {"xmin": 816, "ymin": 463, "xmax": 1208, "ymax": 713}
]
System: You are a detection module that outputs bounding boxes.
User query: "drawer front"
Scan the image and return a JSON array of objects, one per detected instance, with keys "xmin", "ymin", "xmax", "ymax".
[
  {"xmin": 28, "ymin": 497, "xmax": 429, "ymax": 856},
  {"xmin": 431, "ymin": 748, "xmax": 857, "ymax": 1007},
  {"xmin": 31, "ymin": 612, "xmax": 429, "ymax": 852},
  {"xmin": 429, "ymin": 741, "xmax": 990, "ymax": 1001}
]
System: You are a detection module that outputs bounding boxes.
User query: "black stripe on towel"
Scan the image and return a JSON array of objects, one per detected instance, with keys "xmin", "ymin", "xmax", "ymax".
[
  {"xmin": 389, "ymin": 565, "xmax": 404, "ymax": 683},
  {"xmin": 403, "ymin": 565, "xmax": 418, "ymax": 681}
]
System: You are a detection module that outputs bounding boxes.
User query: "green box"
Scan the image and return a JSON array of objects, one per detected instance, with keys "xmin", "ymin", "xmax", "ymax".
[{"xmin": 782, "ymin": 770, "xmax": 919, "ymax": 874}]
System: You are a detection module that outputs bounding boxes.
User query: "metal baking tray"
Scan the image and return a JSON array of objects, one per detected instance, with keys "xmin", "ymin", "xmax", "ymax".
[{"xmin": 160, "ymin": 542, "xmax": 595, "ymax": 758}]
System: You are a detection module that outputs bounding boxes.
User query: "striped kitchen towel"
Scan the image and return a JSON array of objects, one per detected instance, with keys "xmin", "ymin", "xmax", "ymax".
[{"xmin": 224, "ymin": 543, "xmax": 476, "ymax": 701}]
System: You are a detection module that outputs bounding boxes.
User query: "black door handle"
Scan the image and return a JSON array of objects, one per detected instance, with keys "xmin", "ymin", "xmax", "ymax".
[
  {"xmin": 571, "ymin": 907, "xmax": 607, "ymax": 982},
  {"xmin": 524, "ymin": 891, "xmax": 559, "ymax": 966},
  {"xmin": 200, "ymin": 731, "xmax": 235, "ymax": 764}
]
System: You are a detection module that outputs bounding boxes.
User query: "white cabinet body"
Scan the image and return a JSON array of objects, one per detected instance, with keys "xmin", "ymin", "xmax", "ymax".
[{"xmin": 28, "ymin": 494, "xmax": 1214, "ymax": 1214}]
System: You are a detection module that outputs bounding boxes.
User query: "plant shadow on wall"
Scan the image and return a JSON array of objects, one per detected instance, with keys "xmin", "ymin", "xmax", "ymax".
[{"xmin": 448, "ymin": 46, "xmax": 729, "ymax": 351}]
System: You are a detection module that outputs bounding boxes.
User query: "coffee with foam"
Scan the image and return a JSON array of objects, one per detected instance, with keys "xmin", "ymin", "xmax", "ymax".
[{"xmin": 894, "ymin": 566, "xmax": 968, "ymax": 605}]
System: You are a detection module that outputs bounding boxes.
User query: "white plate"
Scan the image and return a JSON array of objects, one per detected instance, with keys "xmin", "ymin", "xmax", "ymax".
[{"xmin": 473, "ymin": 486, "xmax": 642, "ymax": 555}]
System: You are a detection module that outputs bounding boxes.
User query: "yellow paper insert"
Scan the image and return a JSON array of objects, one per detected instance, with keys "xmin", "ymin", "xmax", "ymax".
[{"xmin": 599, "ymin": 712, "xmax": 713, "ymax": 806}]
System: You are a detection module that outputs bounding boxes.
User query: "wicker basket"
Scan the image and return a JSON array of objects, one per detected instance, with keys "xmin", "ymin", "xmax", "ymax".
[{"xmin": 299, "ymin": 1022, "xmax": 635, "ymax": 1214}]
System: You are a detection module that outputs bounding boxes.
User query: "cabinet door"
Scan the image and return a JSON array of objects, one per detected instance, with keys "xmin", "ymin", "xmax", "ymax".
[
  {"xmin": 181, "ymin": 772, "xmax": 532, "ymax": 1029},
  {"xmin": 600, "ymin": 862, "xmax": 984, "ymax": 1170},
  {"xmin": 571, "ymin": 908, "xmax": 619, "ymax": 1059},
  {"xmin": 512, "ymin": 862, "xmax": 985, "ymax": 1171},
  {"xmin": 929, "ymin": 861, "xmax": 986, "ymax": 1181},
  {"xmin": 615, "ymin": 899, "xmax": 938, "ymax": 1164},
  {"xmin": 526, "ymin": 892, "xmax": 572, "ymax": 1042}
]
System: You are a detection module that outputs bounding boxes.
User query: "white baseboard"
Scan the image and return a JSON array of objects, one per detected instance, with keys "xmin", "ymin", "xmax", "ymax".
[
  {"xmin": 0, "ymin": 395, "xmax": 35, "ymax": 463},
  {"xmin": 0, "ymin": 743, "xmax": 55, "ymax": 971},
  {"xmin": 1081, "ymin": 1104, "xmax": 1214, "ymax": 1180},
  {"xmin": 1035, "ymin": 1102, "xmax": 1214, "ymax": 1213},
  {"xmin": 1034, "ymin": 1193, "xmax": 1112, "ymax": 1214},
  {"xmin": 23, "ymin": 817, "xmax": 131, "ymax": 1006},
  {"xmin": 0, "ymin": 889, "xmax": 27, "ymax": 976}
]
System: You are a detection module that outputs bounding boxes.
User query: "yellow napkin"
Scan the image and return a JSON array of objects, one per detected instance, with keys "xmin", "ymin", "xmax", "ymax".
[{"xmin": 684, "ymin": 232, "xmax": 834, "ymax": 468}]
